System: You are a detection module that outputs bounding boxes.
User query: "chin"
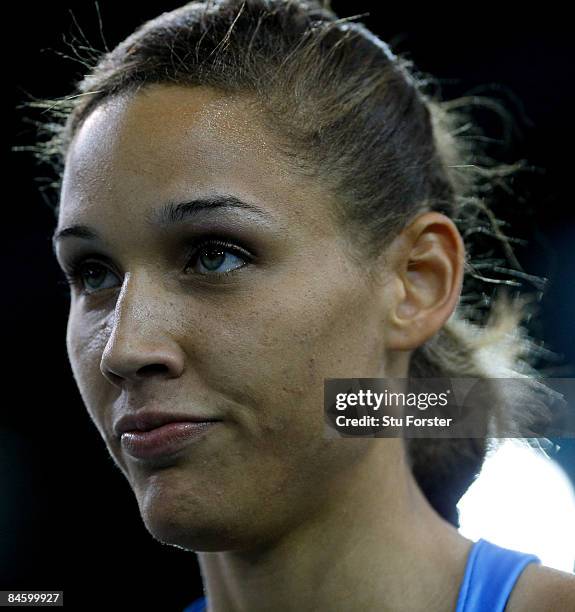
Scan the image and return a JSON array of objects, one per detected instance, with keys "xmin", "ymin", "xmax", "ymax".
[
  {"xmin": 141, "ymin": 508, "xmax": 256, "ymax": 552},
  {"xmin": 133, "ymin": 472, "xmax": 282, "ymax": 552},
  {"xmin": 133, "ymin": 486, "xmax": 233, "ymax": 549}
]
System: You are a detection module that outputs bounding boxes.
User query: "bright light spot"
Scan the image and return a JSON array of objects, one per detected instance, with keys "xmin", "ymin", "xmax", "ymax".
[{"xmin": 458, "ymin": 438, "xmax": 575, "ymax": 572}]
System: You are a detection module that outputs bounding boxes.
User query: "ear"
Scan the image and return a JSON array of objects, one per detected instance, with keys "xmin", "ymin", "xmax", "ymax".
[{"xmin": 384, "ymin": 212, "xmax": 465, "ymax": 350}]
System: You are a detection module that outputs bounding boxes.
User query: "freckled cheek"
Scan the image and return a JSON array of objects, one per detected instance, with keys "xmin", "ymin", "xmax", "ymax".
[
  {"xmin": 66, "ymin": 314, "xmax": 111, "ymax": 423},
  {"xmin": 235, "ymin": 300, "xmax": 357, "ymax": 431},
  {"xmin": 269, "ymin": 294, "xmax": 360, "ymax": 370}
]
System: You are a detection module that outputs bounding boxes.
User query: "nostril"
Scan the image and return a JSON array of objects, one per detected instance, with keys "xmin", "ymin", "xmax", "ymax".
[
  {"xmin": 136, "ymin": 363, "xmax": 170, "ymax": 377},
  {"xmin": 100, "ymin": 346, "xmax": 185, "ymax": 383}
]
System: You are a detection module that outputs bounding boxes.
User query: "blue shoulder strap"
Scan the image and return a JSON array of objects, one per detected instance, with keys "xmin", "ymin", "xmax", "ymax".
[
  {"xmin": 182, "ymin": 596, "xmax": 206, "ymax": 612},
  {"xmin": 455, "ymin": 538, "xmax": 541, "ymax": 612}
]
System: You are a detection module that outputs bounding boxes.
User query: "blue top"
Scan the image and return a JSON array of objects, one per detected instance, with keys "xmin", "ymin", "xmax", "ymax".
[
  {"xmin": 182, "ymin": 598, "xmax": 208, "ymax": 612},
  {"xmin": 454, "ymin": 538, "xmax": 541, "ymax": 611},
  {"xmin": 183, "ymin": 537, "xmax": 541, "ymax": 612}
]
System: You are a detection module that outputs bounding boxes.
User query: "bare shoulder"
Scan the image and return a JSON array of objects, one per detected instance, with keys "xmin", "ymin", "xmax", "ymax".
[{"xmin": 505, "ymin": 563, "xmax": 575, "ymax": 611}]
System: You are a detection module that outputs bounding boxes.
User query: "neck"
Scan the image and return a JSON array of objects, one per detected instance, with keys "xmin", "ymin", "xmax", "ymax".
[{"xmin": 197, "ymin": 440, "xmax": 474, "ymax": 612}]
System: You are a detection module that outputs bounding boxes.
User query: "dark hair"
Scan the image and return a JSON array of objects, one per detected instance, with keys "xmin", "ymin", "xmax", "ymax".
[{"xmin": 21, "ymin": 0, "xmax": 554, "ymax": 527}]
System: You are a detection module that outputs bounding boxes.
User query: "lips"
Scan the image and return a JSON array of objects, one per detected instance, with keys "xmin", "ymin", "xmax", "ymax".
[
  {"xmin": 113, "ymin": 411, "xmax": 222, "ymax": 438},
  {"xmin": 119, "ymin": 420, "xmax": 221, "ymax": 461}
]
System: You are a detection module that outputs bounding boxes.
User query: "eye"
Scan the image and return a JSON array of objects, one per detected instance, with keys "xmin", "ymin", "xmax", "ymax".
[
  {"xmin": 62, "ymin": 260, "xmax": 119, "ymax": 295},
  {"xmin": 185, "ymin": 238, "xmax": 252, "ymax": 276},
  {"xmin": 60, "ymin": 238, "xmax": 253, "ymax": 296}
]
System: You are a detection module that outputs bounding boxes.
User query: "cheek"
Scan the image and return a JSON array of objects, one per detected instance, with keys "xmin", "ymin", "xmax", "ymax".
[
  {"xmin": 66, "ymin": 307, "xmax": 111, "ymax": 427},
  {"xmin": 191, "ymin": 278, "xmax": 383, "ymax": 518},
  {"xmin": 205, "ymin": 270, "xmax": 384, "ymax": 443}
]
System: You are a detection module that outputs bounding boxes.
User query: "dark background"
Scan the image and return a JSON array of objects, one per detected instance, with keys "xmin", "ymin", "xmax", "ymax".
[{"xmin": 5, "ymin": 1, "xmax": 575, "ymax": 609}]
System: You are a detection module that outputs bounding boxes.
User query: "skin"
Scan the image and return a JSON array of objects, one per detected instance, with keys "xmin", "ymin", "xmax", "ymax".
[{"xmin": 53, "ymin": 83, "xmax": 573, "ymax": 611}]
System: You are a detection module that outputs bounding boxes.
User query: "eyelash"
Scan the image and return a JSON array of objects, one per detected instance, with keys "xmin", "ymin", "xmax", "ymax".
[{"xmin": 59, "ymin": 237, "xmax": 254, "ymax": 295}]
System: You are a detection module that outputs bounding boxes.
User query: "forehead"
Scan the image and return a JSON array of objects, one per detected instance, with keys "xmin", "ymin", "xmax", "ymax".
[{"xmin": 59, "ymin": 84, "xmax": 334, "ymax": 234}]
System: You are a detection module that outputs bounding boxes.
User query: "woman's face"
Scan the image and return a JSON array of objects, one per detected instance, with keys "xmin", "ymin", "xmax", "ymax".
[{"xmin": 54, "ymin": 84, "xmax": 398, "ymax": 551}]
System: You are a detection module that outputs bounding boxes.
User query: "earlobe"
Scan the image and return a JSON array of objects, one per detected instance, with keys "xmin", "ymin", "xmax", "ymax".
[{"xmin": 385, "ymin": 212, "xmax": 465, "ymax": 351}]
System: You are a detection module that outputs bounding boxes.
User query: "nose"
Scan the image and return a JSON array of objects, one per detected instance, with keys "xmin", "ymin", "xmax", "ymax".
[{"xmin": 100, "ymin": 274, "xmax": 186, "ymax": 387}]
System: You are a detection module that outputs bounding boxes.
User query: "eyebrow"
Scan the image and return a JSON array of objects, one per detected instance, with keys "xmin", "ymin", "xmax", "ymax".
[{"xmin": 52, "ymin": 194, "xmax": 276, "ymax": 253}]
